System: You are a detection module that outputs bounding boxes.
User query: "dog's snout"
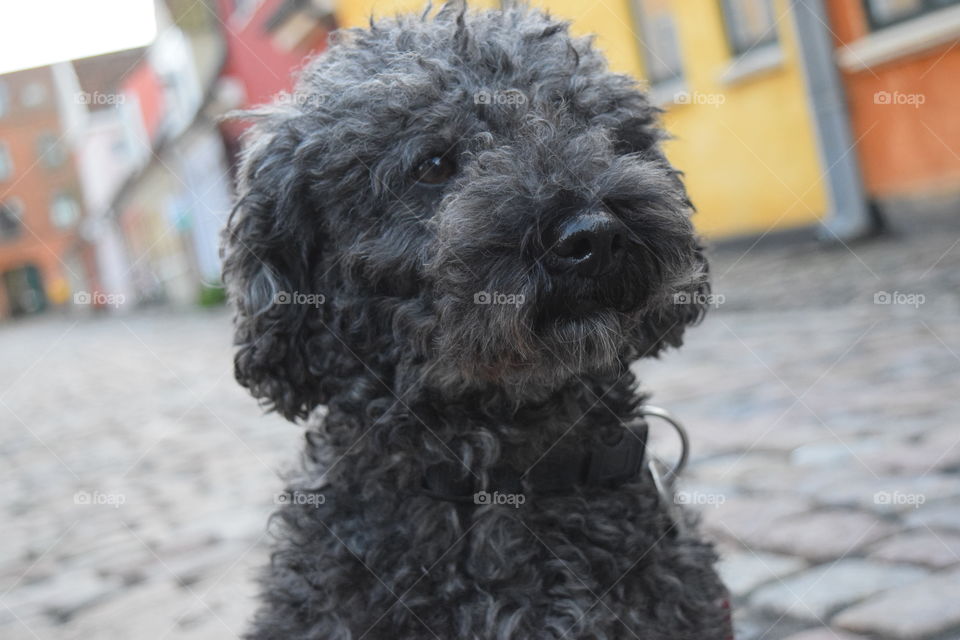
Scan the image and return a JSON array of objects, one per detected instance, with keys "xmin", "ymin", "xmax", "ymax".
[{"xmin": 546, "ymin": 211, "xmax": 625, "ymax": 277}]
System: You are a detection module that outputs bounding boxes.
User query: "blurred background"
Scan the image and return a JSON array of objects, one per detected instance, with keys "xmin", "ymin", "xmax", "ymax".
[{"xmin": 1, "ymin": 1, "xmax": 958, "ymax": 639}]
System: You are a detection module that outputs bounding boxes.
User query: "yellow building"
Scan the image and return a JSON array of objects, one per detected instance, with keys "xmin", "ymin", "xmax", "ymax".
[{"xmin": 334, "ymin": 0, "xmax": 828, "ymax": 239}]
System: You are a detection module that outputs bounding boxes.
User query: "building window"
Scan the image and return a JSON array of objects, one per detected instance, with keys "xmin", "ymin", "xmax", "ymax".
[
  {"xmin": 631, "ymin": 0, "xmax": 685, "ymax": 86},
  {"xmin": 37, "ymin": 133, "xmax": 66, "ymax": 169},
  {"xmin": 0, "ymin": 199, "xmax": 23, "ymax": 241},
  {"xmin": 230, "ymin": 0, "xmax": 264, "ymax": 25},
  {"xmin": 720, "ymin": 0, "xmax": 779, "ymax": 55},
  {"xmin": 864, "ymin": 0, "xmax": 960, "ymax": 29},
  {"xmin": 50, "ymin": 193, "xmax": 81, "ymax": 229},
  {"xmin": 21, "ymin": 82, "xmax": 48, "ymax": 109},
  {"xmin": 0, "ymin": 142, "xmax": 12, "ymax": 181},
  {"xmin": 0, "ymin": 81, "xmax": 9, "ymax": 118}
]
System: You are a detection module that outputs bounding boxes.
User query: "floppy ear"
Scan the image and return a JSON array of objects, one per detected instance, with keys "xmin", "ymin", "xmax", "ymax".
[{"xmin": 222, "ymin": 108, "xmax": 332, "ymax": 421}]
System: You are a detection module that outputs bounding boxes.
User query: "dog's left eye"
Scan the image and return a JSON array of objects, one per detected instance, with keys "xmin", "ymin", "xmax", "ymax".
[{"xmin": 414, "ymin": 155, "xmax": 457, "ymax": 185}]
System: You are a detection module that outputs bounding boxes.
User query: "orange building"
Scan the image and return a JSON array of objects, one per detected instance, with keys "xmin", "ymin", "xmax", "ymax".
[
  {"xmin": 827, "ymin": 0, "xmax": 960, "ymax": 200},
  {"xmin": 0, "ymin": 66, "xmax": 94, "ymax": 318}
]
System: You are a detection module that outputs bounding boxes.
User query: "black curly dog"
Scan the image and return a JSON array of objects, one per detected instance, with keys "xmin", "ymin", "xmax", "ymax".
[{"xmin": 224, "ymin": 3, "xmax": 730, "ymax": 638}]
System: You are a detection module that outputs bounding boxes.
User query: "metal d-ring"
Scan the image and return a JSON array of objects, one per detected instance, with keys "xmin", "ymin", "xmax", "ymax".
[{"xmin": 639, "ymin": 405, "xmax": 690, "ymax": 486}]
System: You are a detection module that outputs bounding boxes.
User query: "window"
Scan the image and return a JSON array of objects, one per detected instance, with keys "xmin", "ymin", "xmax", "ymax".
[
  {"xmin": 0, "ymin": 142, "xmax": 12, "ymax": 181},
  {"xmin": 21, "ymin": 82, "xmax": 48, "ymax": 109},
  {"xmin": 0, "ymin": 81, "xmax": 9, "ymax": 118},
  {"xmin": 37, "ymin": 133, "xmax": 66, "ymax": 169},
  {"xmin": 864, "ymin": 0, "xmax": 960, "ymax": 29},
  {"xmin": 631, "ymin": 0, "xmax": 685, "ymax": 86},
  {"xmin": 0, "ymin": 199, "xmax": 23, "ymax": 241},
  {"xmin": 230, "ymin": 0, "xmax": 264, "ymax": 24},
  {"xmin": 720, "ymin": 0, "xmax": 779, "ymax": 55},
  {"xmin": 50, "ymin": 193, "xmax": 81, "ymax": 229}
]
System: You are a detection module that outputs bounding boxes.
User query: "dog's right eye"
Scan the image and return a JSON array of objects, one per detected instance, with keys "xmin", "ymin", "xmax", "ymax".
[{"xmin": 414, "ymin": 154, "xmax": 457, "ymax": 185}]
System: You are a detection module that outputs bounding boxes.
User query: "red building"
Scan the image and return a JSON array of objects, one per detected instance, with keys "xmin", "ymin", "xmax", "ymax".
[
  {"xmin": 0, "ymin": 66, "xmax": 94, "ymax": 318},
  {"xmin": 216, "ymin": 0, "xmax": 335, "ymax": 150}
]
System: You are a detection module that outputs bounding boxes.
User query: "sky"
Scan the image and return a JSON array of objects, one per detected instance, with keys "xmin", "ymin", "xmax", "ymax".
[{"xmin": 0, "ymin": 0, "xmax": 158, "ymax": 75}]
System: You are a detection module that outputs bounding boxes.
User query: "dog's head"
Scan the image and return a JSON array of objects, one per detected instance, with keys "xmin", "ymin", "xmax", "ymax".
[{"xmin": 223, "ymin": 4, "xmax": 709, "ymax": 420}]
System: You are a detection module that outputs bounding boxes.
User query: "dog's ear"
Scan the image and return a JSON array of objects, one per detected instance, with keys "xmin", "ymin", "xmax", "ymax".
[{"xmin": 222, "ymin": 108, "xmax": 331, "ymax": 421}]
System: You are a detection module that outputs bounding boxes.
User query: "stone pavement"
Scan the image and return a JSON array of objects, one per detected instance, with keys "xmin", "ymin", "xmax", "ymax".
[
  {"xmin": 637, "ymin": 202, "xmax": 960, "ymax": 640},
  {"xmin": 1, "ymin": 206, "xmax": 959, "ymax": 639}
]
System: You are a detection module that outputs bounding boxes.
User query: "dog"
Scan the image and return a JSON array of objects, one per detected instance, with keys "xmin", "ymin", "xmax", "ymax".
[{"xmin": 223, "ymin": 3, "xmax": 729, "ymax": 638}]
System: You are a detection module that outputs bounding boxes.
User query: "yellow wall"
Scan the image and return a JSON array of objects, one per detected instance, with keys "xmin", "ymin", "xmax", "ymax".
[
  {"xmin": 336, "ymin": 0, "xmax": 499, "ymax": 27},
  {"xmin": 335, "ymin": 0, "xmax": 827, "ymax": 238}
]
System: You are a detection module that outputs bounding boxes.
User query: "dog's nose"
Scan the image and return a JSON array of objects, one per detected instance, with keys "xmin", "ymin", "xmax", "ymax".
[{"xmin": 547, "ymin": 211, "xmax": 626, "ymax": 277}]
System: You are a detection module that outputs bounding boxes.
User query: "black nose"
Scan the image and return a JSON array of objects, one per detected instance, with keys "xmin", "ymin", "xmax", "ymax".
[{"xmin": 546, "ymin": 211, "xmax": 626, "ymax": 277}]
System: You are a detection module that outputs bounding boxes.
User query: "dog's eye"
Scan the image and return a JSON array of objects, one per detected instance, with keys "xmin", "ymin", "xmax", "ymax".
[{"xmin": 414, "ymin": 155, "xmax": 456, "ymax": 185}]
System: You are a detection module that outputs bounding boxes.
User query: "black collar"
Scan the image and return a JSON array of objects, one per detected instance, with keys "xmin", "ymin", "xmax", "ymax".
[{"xmin": 419, "ymin": 420, "xmax": 649, "ymax": 504}]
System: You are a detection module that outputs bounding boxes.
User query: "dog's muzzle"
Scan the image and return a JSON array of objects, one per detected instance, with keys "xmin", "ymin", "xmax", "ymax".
[{"xmin": 538, "ymin": 209, "xmax": 649, "ymax": 317}]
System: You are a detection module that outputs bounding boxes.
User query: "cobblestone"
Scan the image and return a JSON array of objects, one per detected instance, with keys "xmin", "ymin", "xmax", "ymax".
[
  {"xmin": 781, "ymin": 629, "xmax": 867, "ymax": 640},
  {"xmin": 906, "ymin": 499, "xmax": 960, "ymax": 531},
  {"xmin": 749, "ymin": 559, "xmax": 927, "ymax": 621},
  {"xmin": 817, "ymin": 474, "xmax": 960, "ymax": 514},
  {"xmin": 0, "ymin": 567, "xmax": 123, "ymax": 624},
  {"xmin": 2, "ymin": 206, "xmax": 960, "ymax": 638},
  {"xmin": 866, "ymin": 528, "xmax": 960, "ymax": 569},
  {"xmin": 717, "ymin": 551, "xmax": 807, "ymax": 597},
  {"xmin": 728, "ymin": 509, "xmax": 898, "ymax": 562},
  {"xmin": 833, "ymin": 568, "xmax": 960, "ymax": 639}
]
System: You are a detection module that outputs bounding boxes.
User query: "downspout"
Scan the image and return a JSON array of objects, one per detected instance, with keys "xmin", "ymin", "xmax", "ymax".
[{"xmin": 790, "ymin": 0, "xmax": 877, "ymax": 241}]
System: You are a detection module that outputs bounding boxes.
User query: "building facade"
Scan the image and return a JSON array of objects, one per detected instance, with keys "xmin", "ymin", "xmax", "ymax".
[
  {"xmin": 105, "ymin": 1, "xmax": 232, "ymax": 307},
  {"xmin": 829, "ymin": 0, "xmax": 960, "ymax": 200},
  {"xmin": 0, "ymin": 65, "xmax": 94, "ymax": 319}
]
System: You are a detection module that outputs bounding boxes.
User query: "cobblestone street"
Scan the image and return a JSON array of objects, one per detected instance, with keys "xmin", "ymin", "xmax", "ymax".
[{"xmin": 2, "ymin": 208, "xmax": 959, "ymax": 639}]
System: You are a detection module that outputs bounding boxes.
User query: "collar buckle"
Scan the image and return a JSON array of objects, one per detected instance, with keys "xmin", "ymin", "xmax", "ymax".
[{"xmin": 583, "ymin": 419, "xmax": 648, "ymax": 487}]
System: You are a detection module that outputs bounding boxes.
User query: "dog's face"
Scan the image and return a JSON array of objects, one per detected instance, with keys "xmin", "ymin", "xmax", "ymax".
[{"xmin": 224, "ymin": 5, "xmax": 709, "ymax": 420}]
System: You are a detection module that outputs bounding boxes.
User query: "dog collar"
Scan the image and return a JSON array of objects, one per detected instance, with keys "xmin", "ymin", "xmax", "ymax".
[{"xmin": 418, "ymin": 407, "xmax": 688, "ymax": 504}]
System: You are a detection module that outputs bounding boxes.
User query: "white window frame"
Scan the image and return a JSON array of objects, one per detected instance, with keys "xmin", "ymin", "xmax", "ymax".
[{"xmin": 0, "ymin": 142, "xmax": 13, "ymax": 181}]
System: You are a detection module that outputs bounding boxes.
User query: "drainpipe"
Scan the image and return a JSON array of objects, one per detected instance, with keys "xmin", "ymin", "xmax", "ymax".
[{"xmin": 790, "ymin": 0, "xmax": 877, "ymax": 241}]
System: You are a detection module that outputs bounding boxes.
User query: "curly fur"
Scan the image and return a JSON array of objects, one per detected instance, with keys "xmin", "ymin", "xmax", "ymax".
[{"xmin": 223, "ymin": 3, "xmax": 726, "ymax": 638}]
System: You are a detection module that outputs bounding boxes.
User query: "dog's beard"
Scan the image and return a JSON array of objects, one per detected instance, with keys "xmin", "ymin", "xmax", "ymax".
[
  {"xmin": 429, "ymin": 253, "xmax": 665, "ymax": 390},
  {"xmin": 431, "ymin": 287, "xmax": 640, "ymax": 391},
  {"xmin": 534, "ymin": 308, "xmax": 630, "ymax": 375}
]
